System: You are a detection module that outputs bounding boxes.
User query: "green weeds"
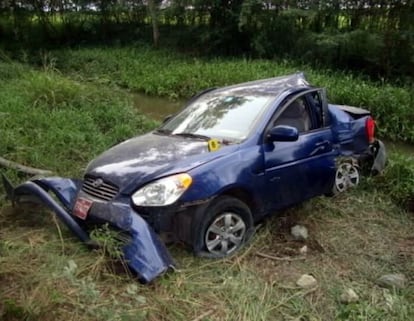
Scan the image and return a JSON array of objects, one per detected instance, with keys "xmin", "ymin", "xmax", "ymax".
[
  {"xmin": 48, "ymin": 46, "xmax": 414, "ymax": 142},
  {"xmin": 0, "ymin": 60, "xmax": 157, "ymax": 176},
  {"xmin": 370, "ymin": 153, "xmax": 414, "ymax": 210}
]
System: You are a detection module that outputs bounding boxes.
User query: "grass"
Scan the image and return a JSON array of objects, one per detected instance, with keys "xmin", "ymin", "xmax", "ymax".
[
  {"xmin": 0, "ymin": 54, "xmax": 414, "ymax": 320},
  {"xmin": 0, "ymin": 59, "xmax": 157, "ymax": 178},
  {"xmin": 44, "ymin": 46, "xmax": 414, "ymax": 143},
  {"xmin": 1, "ymin": 189, "xmax": 413, "ymax": 320}
]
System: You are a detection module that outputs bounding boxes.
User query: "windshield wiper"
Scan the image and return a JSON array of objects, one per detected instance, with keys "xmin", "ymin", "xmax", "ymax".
[
  {"xmin": 154, "ymin": 129, "xmax": 172, "ymax": 135},
  {"xmin": 172, "ymin": 132, "xmax": 211, "ymax": 141}
]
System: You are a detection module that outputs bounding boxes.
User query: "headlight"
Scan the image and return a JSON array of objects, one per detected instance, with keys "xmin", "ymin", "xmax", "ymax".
[{"xmin": 131, "ymin": 173, "xmax": 192, "ymax": 206}]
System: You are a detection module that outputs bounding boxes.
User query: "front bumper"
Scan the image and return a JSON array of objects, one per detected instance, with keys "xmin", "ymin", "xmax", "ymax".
[{"xmin": 1, "ymin": 175, "xmax": 175, "ymax": 283}]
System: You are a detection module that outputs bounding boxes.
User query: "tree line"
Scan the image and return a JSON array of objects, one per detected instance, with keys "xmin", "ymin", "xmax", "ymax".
[{"xmin": 0, "ymin": 1, "xmax": 413, "ymax": 80}]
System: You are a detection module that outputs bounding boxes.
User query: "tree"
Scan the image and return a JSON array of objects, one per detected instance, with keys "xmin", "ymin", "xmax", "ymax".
[{"xmin": 148, "ymin": 0, "xmax": 159, "ymax": 47}]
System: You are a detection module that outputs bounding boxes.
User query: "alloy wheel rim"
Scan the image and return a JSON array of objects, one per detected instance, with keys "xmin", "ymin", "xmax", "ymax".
[
  {"xmin": 205, "ymin": 212, "xmax": 246, "ymax": 256},
  {"xmin": 335, "ymin": 163, "xmax": 359, "ymax": 192}
]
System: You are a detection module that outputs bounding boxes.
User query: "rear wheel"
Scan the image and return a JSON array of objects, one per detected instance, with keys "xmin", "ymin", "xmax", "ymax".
[
  {"xmin": 193, "ymin": 196, "xmax": 253, "ymax": 258},
  {"xmin": 333, "ymin": 161, "xmax": 360, "ymax": 194}
]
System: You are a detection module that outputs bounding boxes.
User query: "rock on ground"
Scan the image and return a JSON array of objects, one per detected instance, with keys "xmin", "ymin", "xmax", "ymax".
[
  {"xmin": 376, "ymin": 273, "xmax": 407, "ymax": 289},
  {"xmin": 296, "ymin": 274, "xmax": 317, "ymax": 289},
  {"xmin": 291, "ymin": 225, "xmax": 308, "ymax": 241},
  {"xmin": 299, "ymin": 245, "xmax": 308, "ymax": 254},
  {"xmin": 340, "ymin": 288, "xmax": 359, "ymax": 304}
]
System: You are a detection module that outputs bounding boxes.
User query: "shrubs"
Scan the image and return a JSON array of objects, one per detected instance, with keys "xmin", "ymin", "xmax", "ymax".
[
  {"xmin": 0, "ymin": 61, "xmax": 157, "ymax": 176},
  {"xmin": 373, "ymin": 153, "xmax": 414, "ymax": 211},
  {"xmin": 51, "ymin": 46, "xmax": 414, "ymax": 143}
]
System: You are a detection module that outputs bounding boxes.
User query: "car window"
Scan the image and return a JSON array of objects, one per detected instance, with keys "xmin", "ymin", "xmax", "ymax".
[
  {"xmin": 273, "ymin": 97, "xmax": 312, "ymax": 132},
  {"xmin": 306, "ymin": 91, "xmax": 324, "ymax": 128},
  {"xmin": 160, "ymin": 94, "xmax": 273, "ymax": 142}
]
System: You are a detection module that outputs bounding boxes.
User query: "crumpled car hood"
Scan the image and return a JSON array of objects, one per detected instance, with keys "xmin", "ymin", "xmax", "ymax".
[{"xmin": 86, "ymin": 132, "xmax": 230, "ymax": 194}]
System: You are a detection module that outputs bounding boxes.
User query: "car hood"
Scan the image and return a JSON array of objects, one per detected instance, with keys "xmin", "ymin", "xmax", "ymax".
[{"xmin": 85, "ymin": 132, "xmax": 231, "ymax": 194}]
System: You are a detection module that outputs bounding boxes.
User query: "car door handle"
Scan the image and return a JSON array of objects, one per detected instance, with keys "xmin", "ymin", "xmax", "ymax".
[
  {"xmin": 310, "ymin": 140, "xmax": 332, "ymax": 156},
  {"xmin": 315, "ymin": 140, "xmax": 331, "ymax": 148}
]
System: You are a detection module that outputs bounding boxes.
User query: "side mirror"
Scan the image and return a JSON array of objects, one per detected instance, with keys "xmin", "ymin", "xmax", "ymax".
[{"xmin": 267, "ymin": 125, "xmax": 299, "ymax": 142}]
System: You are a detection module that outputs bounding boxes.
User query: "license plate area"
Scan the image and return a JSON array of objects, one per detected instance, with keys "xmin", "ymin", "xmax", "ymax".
[{"xmin": 73, "ymin": 197, "xmax": 93, "ymax": 220}]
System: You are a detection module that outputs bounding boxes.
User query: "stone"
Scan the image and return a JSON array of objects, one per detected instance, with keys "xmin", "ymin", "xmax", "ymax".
[
  {"xmin": 376, "ymin": 274, "xmax": 407, "ymax": 289},
  {"xmin": 340, "ymin": 288, "xmax": 359, "ymax": 304},
  {"xmin": 291, "ymin": 225, "xmax": 308, "ymax": 241},
  {"xmin": 299, "ymin": 245, "xmax": 308, "ymax": 254},
  {"xmin": 296, "ymin": 274, "xmax": 317, "ymax": 289}
]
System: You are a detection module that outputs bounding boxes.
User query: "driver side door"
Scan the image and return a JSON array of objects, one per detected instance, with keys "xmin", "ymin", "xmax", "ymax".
[{"xmin": 263, "ymin": 90, "xmax": 336, "ymax": 211}]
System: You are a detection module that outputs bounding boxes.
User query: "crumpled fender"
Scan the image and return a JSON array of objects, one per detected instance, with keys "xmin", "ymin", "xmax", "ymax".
[{"xmin": 1, "ymin": 175, "xmax": 175, "ymax": 283}]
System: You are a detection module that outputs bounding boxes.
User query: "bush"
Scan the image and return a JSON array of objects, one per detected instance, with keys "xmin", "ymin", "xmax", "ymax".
[
  {"xmin": 49, "ymin": 46, "xmax": 414, "ymax": 143},
  {"xmin": 0, "ymin": 61, "xmax": 157, "ymax": 176},
  {"xmin": 372, "ymin": 153, "xmax": 414, "ymax": 210}
]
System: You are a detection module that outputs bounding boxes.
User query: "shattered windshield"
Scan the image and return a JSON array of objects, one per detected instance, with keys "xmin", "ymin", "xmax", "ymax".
[{"xmin": 159, "ymin": 94, "xmax": 273, "ymax": 142}]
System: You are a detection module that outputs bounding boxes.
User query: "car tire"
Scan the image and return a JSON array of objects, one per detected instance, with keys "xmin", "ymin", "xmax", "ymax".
[
  {"xmin": 192, "ymin": 196, "xmax": 253, "ymax": 258},
  {"xmin": 332, "ymin": 160, "xmax": 360, "ymax": 194}
]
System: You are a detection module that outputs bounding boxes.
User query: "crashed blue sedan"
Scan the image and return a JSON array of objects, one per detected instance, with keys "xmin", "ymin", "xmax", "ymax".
[{"xmin": 2, "ymin": 73, "xmax": 386, "ymax": 283}]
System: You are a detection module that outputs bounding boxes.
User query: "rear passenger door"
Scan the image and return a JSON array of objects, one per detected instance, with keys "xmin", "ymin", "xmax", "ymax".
[{"xmin": 263, "ymin": 90, "xmax": 336, "ymax": 211}]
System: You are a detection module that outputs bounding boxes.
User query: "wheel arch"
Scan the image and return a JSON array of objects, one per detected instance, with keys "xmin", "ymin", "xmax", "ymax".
[{"xmin": 218, "ymin": 186, "xmax": 260, "ymax": 220}]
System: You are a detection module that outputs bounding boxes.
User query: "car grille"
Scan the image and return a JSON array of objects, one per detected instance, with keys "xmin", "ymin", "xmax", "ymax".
[{"xmin": 82, "ymin": 176, "xmax": 119, "ymax": 201}]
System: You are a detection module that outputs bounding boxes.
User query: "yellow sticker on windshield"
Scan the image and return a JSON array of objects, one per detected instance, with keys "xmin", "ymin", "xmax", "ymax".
[{"xmin": 208, "ymin": 139, "xmax": 221, "ymax": 152}]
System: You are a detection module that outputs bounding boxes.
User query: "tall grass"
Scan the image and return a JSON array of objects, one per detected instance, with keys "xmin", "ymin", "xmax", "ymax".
[
  {"xmin": 370, "ymin": 153, "xmax": 414, "ymax": 210},
  {"xmin": 47, "ymin": 46, "xmax": 414, "ymax": 143},
  {"xmin": 0, "ymin": 60, "xmax": 157, "ymax": 177}
]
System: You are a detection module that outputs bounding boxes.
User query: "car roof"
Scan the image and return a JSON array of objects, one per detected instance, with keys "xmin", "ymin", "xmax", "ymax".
[{"xmin": 210, "ymin": 72, "xmax": 312, "ymax": 97}]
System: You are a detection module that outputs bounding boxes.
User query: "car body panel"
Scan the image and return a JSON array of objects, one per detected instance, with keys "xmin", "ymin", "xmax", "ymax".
[
  {"xmin": 86, "ymin": 132, "xmax": 235, "ymax": 194},
  {"xmin": 263, "ymin": 128, "xmax": 337, "ymax": 209},
  {"xmin": 329, "ymin": 104, "xmax": 370, "ymax": 153}
]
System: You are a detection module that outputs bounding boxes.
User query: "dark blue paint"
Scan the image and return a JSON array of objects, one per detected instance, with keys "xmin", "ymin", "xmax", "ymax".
[
  {"xmin": 11, "ymin": 179, "xmax": 91, "ymax": 243},
  {"xmin": 267, "ymin": 125, "xmax": 299, "ymax": 142},
  {"xmin": 86, "ymin": 132, "xmax": 232, "ymax": 195}
]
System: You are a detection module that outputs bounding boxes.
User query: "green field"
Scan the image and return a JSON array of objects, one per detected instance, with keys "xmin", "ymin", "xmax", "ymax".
[{"xmin": 1, "ymin": 47, "xmax": 414, "ymax": 321}]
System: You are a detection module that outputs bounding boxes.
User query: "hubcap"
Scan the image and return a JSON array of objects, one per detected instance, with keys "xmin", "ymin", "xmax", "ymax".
[
  {"xmin": 335, "ymin": 162, "xmax": 359, "ymax": 192},
  {"xmin": 205, "ymin": 212, "xmax": 246, "ymax": 256}
]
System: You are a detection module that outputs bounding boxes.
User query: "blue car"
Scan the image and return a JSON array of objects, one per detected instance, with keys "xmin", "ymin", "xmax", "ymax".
[{"xmin": 2, "ymin": 73, "xmax": 386, "ymax": 282}]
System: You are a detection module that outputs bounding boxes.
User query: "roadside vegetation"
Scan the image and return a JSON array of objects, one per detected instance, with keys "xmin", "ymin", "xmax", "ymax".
[
  {"xmin": 1, "ymin": 1, "xmax": 413, "ymax": 81},
  {"xmin": 1, "ymin": 55, "xmax": 414, "ymax": 321},
  {"xmin": 46, "ymin": 46, "xmax": 413, "ymax": 143},
  {"xmin": 0, "ymin": 58, "xmax": 156, "ymax": 178}
]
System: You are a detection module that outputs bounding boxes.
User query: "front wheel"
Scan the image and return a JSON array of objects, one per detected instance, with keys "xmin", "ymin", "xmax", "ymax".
[{"xmin": 192, "ymin": 196, "xmax": 253, "ymax": 258}]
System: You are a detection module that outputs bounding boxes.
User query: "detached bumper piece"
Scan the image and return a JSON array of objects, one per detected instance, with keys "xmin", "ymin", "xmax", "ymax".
[
  {"xmin": 1, "ymin": 175, "xmax": 175, "ymax": 283},
  {"xmin": 371, "ymin": 139, "xmax": 387, "ymax": 175}
]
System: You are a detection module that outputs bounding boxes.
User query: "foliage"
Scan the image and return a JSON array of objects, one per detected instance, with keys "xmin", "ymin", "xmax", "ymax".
[
  {"xmin": 90, "ymin": 224, "xmax": 127, "ymax": 259},
  {"xmin": 0, "ymin": 58, "xmax": 157, "ymax": 177},
  {"xmin": 46, "ymin": 46, "xmax": 414, "ymax": 143},
  {"xmin": 0, "ymin": 0, "xmax": 413, "ymax": 80},
  {"xmin": 371, "ymin": 153, "xmax": 414, "ymax": 210}
]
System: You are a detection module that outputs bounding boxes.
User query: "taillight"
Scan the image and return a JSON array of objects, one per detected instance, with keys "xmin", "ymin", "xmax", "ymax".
[{"xmin": 366, "ymin": 117, "xmax": 375, "ymax": 143}]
